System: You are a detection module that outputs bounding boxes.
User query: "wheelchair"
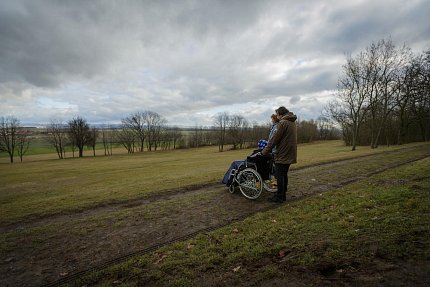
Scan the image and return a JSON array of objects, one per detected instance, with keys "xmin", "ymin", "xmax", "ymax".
[{"xmin": 228, "ymin": 153, "xmax": 277, "ymax": 200}]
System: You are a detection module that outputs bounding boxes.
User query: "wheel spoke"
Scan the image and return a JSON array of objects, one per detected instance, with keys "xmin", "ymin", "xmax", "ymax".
[{"xmin": 237, "ymin": 169, "xmax": 263, "ymax": 199}]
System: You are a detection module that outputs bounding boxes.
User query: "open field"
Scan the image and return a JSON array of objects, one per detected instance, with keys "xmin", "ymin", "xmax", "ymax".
[
  {"xmin": 1, "ymin": 140, "xmax": 428, "ymax": 226},
  {"xmin": 0, "ymin": 141, "xmax": 429, "ymax": 286}
]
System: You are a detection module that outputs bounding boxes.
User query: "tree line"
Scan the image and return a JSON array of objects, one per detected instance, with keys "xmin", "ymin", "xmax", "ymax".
[
  {"xmin": 327, "ymin": 38, "xmax": 429, "ymax": 150},
  {"xmin": 0, "ymin": 111, "xmax": 338, "ymax": 163},
  {"xmin": 212, "ymin": 112, "xmax": 339, "ymax": 152}
]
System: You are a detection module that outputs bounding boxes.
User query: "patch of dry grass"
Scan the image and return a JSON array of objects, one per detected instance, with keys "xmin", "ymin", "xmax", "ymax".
[{"xmin": 1, "ymin": 141, "xmax": 428, "ymax": 225}]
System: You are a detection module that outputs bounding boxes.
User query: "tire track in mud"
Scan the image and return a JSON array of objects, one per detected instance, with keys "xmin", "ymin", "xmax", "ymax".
[
  {"xmin": 1, "ymin": 145, "xmax": 429, "ymax": 287},
  {"xmin": 0, "ymin": 183, "xmax": 220, "ymax": 234}
]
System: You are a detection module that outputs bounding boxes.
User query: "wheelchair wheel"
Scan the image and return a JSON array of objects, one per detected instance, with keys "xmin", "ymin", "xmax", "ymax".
[
  {"xmin": 237, "ymin": 168, "xmax": 263, "ymax": 200},
  {"xmin": 263, "ymin": 174, "xmax": 277, "ymax": 193},
  {"xmin": 228, "ymin": 183, "xmax": 237, "ymax": 194}
]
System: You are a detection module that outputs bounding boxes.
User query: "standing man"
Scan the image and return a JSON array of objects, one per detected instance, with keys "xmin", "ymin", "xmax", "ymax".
[{"xmin": 261, "ymin": 106, "xmax": 297, "ymax": 203}]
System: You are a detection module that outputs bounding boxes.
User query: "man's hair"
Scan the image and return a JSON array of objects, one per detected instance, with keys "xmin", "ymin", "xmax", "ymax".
[{"xmin": 276, "ymin": 106, "xmax": 289, "ymax": 116}]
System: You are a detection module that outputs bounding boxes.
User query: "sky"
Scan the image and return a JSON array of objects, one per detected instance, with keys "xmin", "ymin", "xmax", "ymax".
[{"xmin": 1, "ymin": 0, "xmax": 429, "ymax": 127}]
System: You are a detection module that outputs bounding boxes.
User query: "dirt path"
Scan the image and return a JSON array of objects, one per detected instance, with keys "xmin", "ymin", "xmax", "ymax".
[{"xmin": 1, "ymin": 145, "xmax": 429, "ymax": 287}]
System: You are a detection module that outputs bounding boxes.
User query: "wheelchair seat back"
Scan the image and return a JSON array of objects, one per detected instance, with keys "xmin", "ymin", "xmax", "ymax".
[{"xmin": 246, "ymin": 154, "xmax": 273, "ymax": 180}]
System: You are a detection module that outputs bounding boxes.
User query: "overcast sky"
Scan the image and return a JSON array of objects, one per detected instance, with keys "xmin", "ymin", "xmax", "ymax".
[{"xmin": 1, "ymin": 0, "xmax": 429, "ymax": 127}]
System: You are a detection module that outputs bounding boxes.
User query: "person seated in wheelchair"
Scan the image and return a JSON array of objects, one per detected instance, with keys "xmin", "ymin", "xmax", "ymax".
[
  {"xmin": 222, "ymin": 139, "xmax": 272, "ymax": 187},
  {"xmin": 247, "ymin": 140, "xmax": 273, "ymax": 181}
]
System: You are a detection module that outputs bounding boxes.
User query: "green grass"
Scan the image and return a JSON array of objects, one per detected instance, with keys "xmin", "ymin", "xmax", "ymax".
[
  {"xmin": 0, "ymin": 140, "xmax": 429, "ymax": 225},
  {"xmin": 0, "ymin": 131, "xmax": 132, "ymax": 158},
  {"xmin": 66, "ymin": 157, "xmax": 430, "ymax": 286}
]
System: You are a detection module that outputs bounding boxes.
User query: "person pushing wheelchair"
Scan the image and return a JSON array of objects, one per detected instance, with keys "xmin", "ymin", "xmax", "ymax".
[{"xmin": 258, "ymin": 106, "xmax": 297, "ymax": 203}]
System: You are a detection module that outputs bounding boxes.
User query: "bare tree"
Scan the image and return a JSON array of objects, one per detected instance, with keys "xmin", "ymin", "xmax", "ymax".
[
  {"xmin": 48, "ymin": 120, "xmax": 68, "ymax": 159},
  {"xmin": 159, "ymin": 130, "xmax": 171, "ymax": 150},
  {"xmin": 0, "ymin": 116, "xmax": 20, "ymax": 163},
  {"xmin": 328, "ymin": 40, "xmax": 428, "ymax": 147},
  {"xmin": 153, "ymin": 122, "xmax": 166, "ymax": 151},
  {"xmin": 122, "ymin": 112, "xmax": 146, "ymax": 152},
  {"xmin": 169, "ymin": 127, "xmax": 183, "ymax": 149},
  {"xmin": 160, "ymin": 127, "xmax": 182, "ymax": 150},
  {"xmin": 297, "ymin": 119, "xmax": 318, "ymax": 143},
  {"xmin": 69, "ymin": 136, "xmax": 77, "ymax": 158},
  {"xmin": 326, "ymin": 100, "xmax": 353, "ymax": 145},
  {"xmin": 238, "ymin": 118, "xmax": 250, "ymax": 149},
  {"xmin": 214, "ymin": 112, "xmax": 229, "ymax": 152},
  {"xmin": 87, "ymin": 127, "xmax": 98, "ymax": 157},
  {"xmin": 368, "ymin": 38, "xmax": 411, "ymax": 148},
  {"xmin": 101, "ymin": 128, "xmax": 114, "ymax": 155},
  {"xmin": 410, "ymin": 49, "xmax": 430, "ymax": 141},
  {"xmin": 316, "ymin": 116, "xmax": 339, "ymax": 140},
  {"xmin": 16, "ymin": 128, "xmax": 30, "ymax": 162},
  {"xmin": 68, "ymin": 117, "xmax": 91, "ymax": 158},
  {"xmin": 116, "ymin": 126, "xmax": 136, "ymax": 153},
  {"xmin": 332, "ymin": 50, "xmax": 373, "ymax": 150},
  {"xmin": 227, "ymin": 114, "xmax": 248, "ymax": 149},
  {"xmin": 121, "ymin": 111, "xmax": 167, "ymax": 152},
  {"xmin": 393, "ymin": 51, "xmax": 423, "ymax": 144},
  {"xmin": 143, "ymin": 111, "xmax": 167, "ymax": 151},
  {"xmin": 190, "ymin": 126, "xmax": 204, "ymax": 148}
]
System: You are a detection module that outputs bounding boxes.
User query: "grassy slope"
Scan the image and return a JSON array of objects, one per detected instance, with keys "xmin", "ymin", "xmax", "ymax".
[
  {"xmin": 0, "ymin": 141, "xmax": 429, "ymax": 225},
  {"xmin": 68, "ymin": 157, "xmax": 430, "ymax": 287}
]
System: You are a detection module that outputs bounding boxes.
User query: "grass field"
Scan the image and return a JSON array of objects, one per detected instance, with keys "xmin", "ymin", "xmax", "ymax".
[
  {"xmin": 1, "ymin": 140, "xmax": 428, "ymax": 226},
  {"xmin": 66, "ymin": 157, "xmax": 430, "ymax": 286},
  {"xmin": 1, "ymin": 140, "xmax": 429, "ymax": 286}
]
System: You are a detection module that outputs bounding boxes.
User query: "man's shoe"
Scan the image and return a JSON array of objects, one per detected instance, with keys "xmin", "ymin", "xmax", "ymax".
[{"xmin": 268, "ymin": 197, "xmax": 283, "ymax": 203}]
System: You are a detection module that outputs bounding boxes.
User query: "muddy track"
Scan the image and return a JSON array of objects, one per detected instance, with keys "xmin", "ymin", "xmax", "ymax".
[
  {"xmin": 0, "ymin": 184, "xmax": 220, "ymax": 234},
  {"xmin": 1, "ymin": 145, "xmax": 429, "ymax": 287}
]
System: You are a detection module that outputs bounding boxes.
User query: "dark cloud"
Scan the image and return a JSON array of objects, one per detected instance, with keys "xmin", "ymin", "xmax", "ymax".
[
  {"xmin": 0, "ymin": 0, "xmax": 429, "ymax": 125},
  {"xmin": 0, "ymin": 1, "xmax": 133, "ymax": 87}
]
